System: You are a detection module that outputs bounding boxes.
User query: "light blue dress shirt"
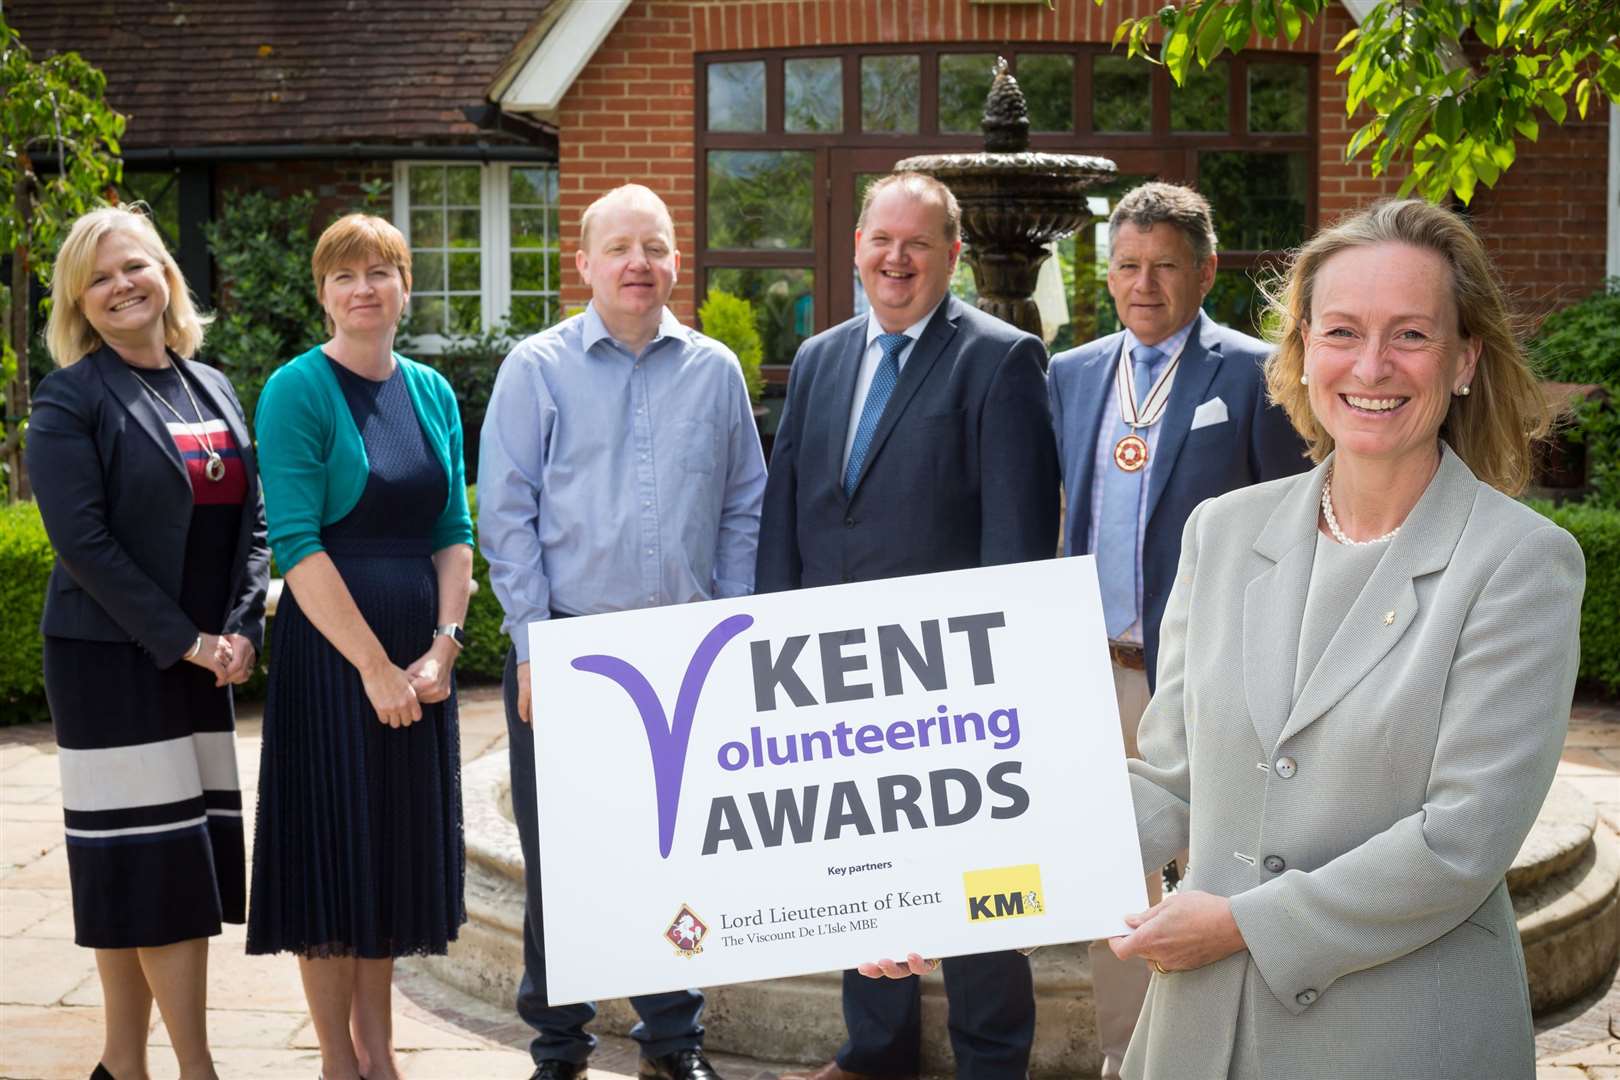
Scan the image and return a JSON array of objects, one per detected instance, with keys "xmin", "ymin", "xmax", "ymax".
[
  {"xmin": 476, "ymin": 303, "xmax": 768, "ymax": 662},
  {"xmin": 1086, "ymin": 316, "xmax": 1198, "ymax": 643}
]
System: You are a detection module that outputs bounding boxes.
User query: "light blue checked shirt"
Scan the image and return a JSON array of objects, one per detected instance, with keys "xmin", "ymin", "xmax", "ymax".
[
  {"xmin": 1086, "ymin": 316, "xmax": 1198, "ymax": 643},
  {"xmin": 477, "ymin": 303, "xmax": 767, "ymax": 662}
]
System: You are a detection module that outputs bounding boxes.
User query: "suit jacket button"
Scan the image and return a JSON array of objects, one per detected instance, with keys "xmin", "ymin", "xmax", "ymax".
[
  {"xmin": 1274, "ymin": 756, "xmax": 1297, "ymax": 778},
  {"xmin": 844, "ymin": 517, "xmax": 855, "ymax": 527},
  {"xmin": 1296, "ymin": 988, "xmax": 1319, "ymax": 1006},
  {"xmin": 1263, "ymin": 855, "xmax": 1286, "ymax": 873}
]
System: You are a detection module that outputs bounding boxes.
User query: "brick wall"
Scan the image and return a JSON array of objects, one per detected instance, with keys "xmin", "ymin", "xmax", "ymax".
[{"xmin": 552, "ymin": 0, "xmax": 1607, "ymax": 322}]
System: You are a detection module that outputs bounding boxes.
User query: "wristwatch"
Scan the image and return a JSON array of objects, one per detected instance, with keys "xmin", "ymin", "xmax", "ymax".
[{"xmin": 432, "ymin": 623, "xmax": 467, "ymax": 649}]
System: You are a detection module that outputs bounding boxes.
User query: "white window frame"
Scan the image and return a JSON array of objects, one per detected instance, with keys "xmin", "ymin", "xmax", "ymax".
[{"xmin": 392, "ymin": 159, "xmax": 559, "ymax": 354}]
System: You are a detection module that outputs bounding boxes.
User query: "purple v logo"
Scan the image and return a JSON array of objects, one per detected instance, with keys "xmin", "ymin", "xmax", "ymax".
[{"xmin": 572, "ymin": 614, "xmax": 754, "ymax": 858}]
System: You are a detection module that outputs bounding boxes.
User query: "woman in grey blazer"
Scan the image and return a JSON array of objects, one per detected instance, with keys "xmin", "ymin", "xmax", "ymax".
[
  {"xmin": 1102, "ymin": 200, "xmax": 1586, "ymax": 1078},
  {"xmin": 862, "ymin": 200, "xmax": 1585, "ymax": 1079}
]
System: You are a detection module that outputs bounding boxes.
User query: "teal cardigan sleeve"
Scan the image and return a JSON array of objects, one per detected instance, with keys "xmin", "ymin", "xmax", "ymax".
[
  {"xmin": 425, "ymin": 365, "xmax": 474, "ymax": 552},
  {"xmin": 254, "ymin": 358, "xmax": 333, "ymax": 573}
]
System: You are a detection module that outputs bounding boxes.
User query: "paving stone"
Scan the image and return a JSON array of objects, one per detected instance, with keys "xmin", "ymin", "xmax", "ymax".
[
  {"xmin": 1, "ymin": 818, "xmax": 65, "ymax": 870},
  {"xmin": 0, "ymin": 802, "xmax": 67, "ymax": 822},
  {"xmin": 1547, "ymin": 1039, "xmax": 1620, "ymax": 1068},
  {"xmin": 1537, "ymin": 1068, "xmax": 1593, "ymax": 1079},
  {"xmin": 289, "ymin": 1008, "xmax": 489, "ymax": 1051},
  {"xmin": 150, "ymin": 1007, "xmax": 306, "ymax": 1049},
  {"xmin": 0, "ymin": 886, "xmax": 72, "ymax": 936},
  {"xmin": 0, "ymin": 750, "xmax": 65, "ymax": 789},
  {"xmin": 0, "ymin": 1003, "xmax": 108, "ymax": 1080},
  {"xmin": 0, "ymin": 936, "xmax": 98, "ymax": 1006}
]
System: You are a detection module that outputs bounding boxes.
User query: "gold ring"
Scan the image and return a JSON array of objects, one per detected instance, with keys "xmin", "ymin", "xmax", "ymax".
[{"xmin": 1151, "ymin": 959, "xmax": 1169, "ymax": 975}]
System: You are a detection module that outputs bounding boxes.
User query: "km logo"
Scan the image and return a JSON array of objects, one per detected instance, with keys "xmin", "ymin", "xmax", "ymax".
[{"xmin": 572, "ymin": 614, "xmax": 754, "ymax": 859}]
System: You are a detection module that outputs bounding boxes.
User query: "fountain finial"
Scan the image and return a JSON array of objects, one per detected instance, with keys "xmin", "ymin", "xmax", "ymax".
[{"xmin": 981, "ymin": 56, "xmax": 1030, "ymax": 153}]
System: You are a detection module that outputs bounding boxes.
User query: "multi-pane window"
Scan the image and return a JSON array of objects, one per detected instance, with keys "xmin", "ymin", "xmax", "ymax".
[
  {"xmin": 393, "ymin": 161, "xmax": 561, "ymax": 349},
  {"xmin": 697, "ymin": 47, "xmax": 1314, "ymax": 376}
]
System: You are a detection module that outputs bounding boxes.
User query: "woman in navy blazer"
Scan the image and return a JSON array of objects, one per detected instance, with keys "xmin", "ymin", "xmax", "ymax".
[{"xmin": 26, "ymin": 206, "xmax": 268, "ymax": 1080}]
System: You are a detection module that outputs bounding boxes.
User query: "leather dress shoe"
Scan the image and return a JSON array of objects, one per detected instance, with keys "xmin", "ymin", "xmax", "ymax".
[
  {"xmin": 530, "ymin": 1062, "xmax": 588, "ymax": 1080},
  {"xmin": 778, "ymin": 1063, "xmax": 912, "ymax": 1080},
  {"xmin": 639, "ymin": 1048, "xmax": 723, "ymax": 1080}
]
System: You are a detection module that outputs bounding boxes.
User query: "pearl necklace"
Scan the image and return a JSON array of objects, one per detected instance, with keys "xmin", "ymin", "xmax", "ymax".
[{"xmin": 1320, "ymin": 468, "xmax": 1399, "ymax": 546}]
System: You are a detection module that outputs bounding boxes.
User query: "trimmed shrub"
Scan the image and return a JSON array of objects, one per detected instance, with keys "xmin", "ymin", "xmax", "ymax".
[
  {"xmin": 462, "ymin": 486, "xmax": 508, "ymax": 683},
  {"xmin": 698, "ymin": 289, "xmax": 765, "ymax": 403},
  {"xmin": 1531, "ymin": 499, "xmax": 1620, "ymax": 695},
  {"xmin": 0, "ymin": 501, "xmax": 51, "ymax": 724},
  {"xmin": 1532, "ymin": 279, "xmax": 1620, "ymax": 509}
]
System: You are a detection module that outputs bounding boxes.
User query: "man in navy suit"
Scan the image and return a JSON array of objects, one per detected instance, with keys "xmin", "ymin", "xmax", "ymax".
[
  {"xmin": 762, "ymin": 172, "xmax": 1058, "ymax": 1080},
  {"xmin": 1047, "ymin": 181, "xmax": 1307, "ymax": 1079}
]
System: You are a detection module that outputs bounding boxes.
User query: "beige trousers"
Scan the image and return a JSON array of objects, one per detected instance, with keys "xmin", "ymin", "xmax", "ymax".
[{"xmin": 1088, "ymin": 662, "xmax": 1160, "ymax": 1080}]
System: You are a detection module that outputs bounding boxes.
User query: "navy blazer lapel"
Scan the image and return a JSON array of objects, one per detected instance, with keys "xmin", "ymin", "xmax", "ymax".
[
  {"xmin": 1145, "ymin": 313, "xmax": 1222, "ymax": 527},
  {"xmin": 847, "ymin": 297, "xmax": 959, "ymax": 499},
  {"xmin": 93, "ymin": 347, "xmax": 189, "ymax": 488},
  {"xmin": 1068, "ymin": 333, "xmax": 1125, "ymax": 552},
  {"xmin": 824, "ymin": 318, "xmax": 870, "ymax": 503}
]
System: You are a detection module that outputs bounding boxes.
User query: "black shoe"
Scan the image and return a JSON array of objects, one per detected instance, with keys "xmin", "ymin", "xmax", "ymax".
[
  {"xmin": 91, "ymin": 1066, "xmax": 116, "ymax": 1080},
  {"xmin": 530, "ymin": 1062, "xmax": 588, "ymax": 1080},
  {"xmin": 639, "ymin": 1048, "xmax": 723, "ymax": 1080}
]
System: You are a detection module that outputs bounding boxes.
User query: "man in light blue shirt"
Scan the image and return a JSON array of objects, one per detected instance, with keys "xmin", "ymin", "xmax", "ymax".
[{"xmin": 477, "ymin": 183, "xmax": 765, "ymax": 1080}]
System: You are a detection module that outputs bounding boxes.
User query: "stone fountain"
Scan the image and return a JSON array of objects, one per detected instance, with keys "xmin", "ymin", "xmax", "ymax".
[{"xmin": 897, "ymin": 57, "xmax": 1116, "ymax": 340}]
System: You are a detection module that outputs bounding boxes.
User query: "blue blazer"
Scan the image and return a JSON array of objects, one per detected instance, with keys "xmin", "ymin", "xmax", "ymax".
[
  {"xmin": 27, "ymin": 346, "xmax": 270, "ymax": 668},
  {"xmin": 757, "ymin": 295, "xmax": 1059, "ymax": 592},
  {"xmin": 1048, "ymin": 312, "xmax": 1308, "ymax": 686}
]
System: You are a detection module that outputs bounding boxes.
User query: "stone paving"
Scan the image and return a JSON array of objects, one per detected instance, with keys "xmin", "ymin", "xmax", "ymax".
[{"xmin": 2, "ymin": 687, "xmax": 1616, "ymax": 1080}]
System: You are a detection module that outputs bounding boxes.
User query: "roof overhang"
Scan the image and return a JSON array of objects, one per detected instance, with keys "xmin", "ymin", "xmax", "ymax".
[{"xmin": 494, "ymin": 0, "xmax": 632, "ymax": 122}]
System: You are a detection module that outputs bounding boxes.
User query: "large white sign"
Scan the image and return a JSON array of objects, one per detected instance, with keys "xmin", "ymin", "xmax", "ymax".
[{"xmin": 529, "ymin": 557, "xmax": 1145, "ymax": 1004}]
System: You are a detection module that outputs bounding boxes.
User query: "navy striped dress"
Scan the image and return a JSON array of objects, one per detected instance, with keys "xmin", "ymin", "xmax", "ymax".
[
  {"xmin": 246, "ymin": 356, "xmax": 464, "ymax": 958},
  {"xmin": 43, "ymin": 364, "xmax": 248, "ymax": 948}
]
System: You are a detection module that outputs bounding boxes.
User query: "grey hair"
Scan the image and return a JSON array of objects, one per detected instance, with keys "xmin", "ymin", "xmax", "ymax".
[{"xmin": 1108, "ymin": 181, "xmax": 1218, "ymax": 264}]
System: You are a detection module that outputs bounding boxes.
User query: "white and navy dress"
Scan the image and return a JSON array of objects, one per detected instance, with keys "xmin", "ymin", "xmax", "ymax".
[{"xmin": 42, "ymin": 364, "xmax": 250, "ymax": 948}]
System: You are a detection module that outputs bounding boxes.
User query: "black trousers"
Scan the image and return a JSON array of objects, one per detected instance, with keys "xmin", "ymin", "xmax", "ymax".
[{"xmin": 836, "ymin": 950, "xmax": 1035, "ymax": 1079}]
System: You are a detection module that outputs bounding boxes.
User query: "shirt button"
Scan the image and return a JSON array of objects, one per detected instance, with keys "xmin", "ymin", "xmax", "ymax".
[
  {"xmin": 1274, "ymin": 756, "xmax": 1297, "ymax": 779},
  {"xmin": 1263, "ymin": 855, "xmax": 1286, "ymax": 874},
  {"xmin": 1296, "ymin": 988, "xmax": 1319, "ymax": 1006},
  {"xmin": 844, "ymin": 517, "xmax": 855, "ymax": 527},
  {"xmin": 646, "ymin": 547, "xmax": 654, "ymax": 555}
]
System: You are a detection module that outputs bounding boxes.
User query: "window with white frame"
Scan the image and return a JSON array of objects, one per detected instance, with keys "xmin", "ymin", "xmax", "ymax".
[{"xmin": 393, "ymin": 161, "xmax": 561, "ymax": 349}]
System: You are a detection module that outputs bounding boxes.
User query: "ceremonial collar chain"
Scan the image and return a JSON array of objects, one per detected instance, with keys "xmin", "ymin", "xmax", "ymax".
[{"xmin": 1110, "ymin": 341, "xmax": 1182, "ymax": 473}]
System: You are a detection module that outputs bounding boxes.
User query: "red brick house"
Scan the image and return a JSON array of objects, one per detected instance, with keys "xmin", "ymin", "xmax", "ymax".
[{"xmin": 12, "ymin": 0, "xmax": 1613, "ymax": 386}]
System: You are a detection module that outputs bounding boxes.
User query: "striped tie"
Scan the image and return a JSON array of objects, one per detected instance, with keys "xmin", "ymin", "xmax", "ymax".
[{"xmin": 843, "ymin": 332, "xmax": 909, "ymax": 495}]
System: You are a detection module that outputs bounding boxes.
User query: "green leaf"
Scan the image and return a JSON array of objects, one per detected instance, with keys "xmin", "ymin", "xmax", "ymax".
[
  {"xmin": 1256, "ymin": 0, "xmax": 1278, "ymax": 37},
  {"xmin": 1576, "ymin": 77, "xmax": 1593, "ymax": 118},
  {"xmin": 1434, "ymin": 96, "xmax": 1462, "ymax": 143},
  {"xmin": 1196, "ymin": 5, "xmax": 1230, "ymax": 62},
  {"xmin": 1281, "ymin": 3, "xmax": 1303, "ymax": 41},
  {"xmin": 1164, "ymin": 26, "xmax": 1193, "ymax": 82},
  {"xmin": 1225, "ymin": 1, "xmax": 1253, "ymax": 52},
  {"xmin": 1336, "ymin": 25, "xmax": 1360, "ymax": 49},
  {"xmin": 1539, "ymin": 87, "xmax": 1567, "ymax": 124},
  {"xmin": 1451, "ymin": 154, "xmax": 1478, "ymax": 204},
  {"xmin": 1515, "ymin": 115, "xmax": 1540, "ymax": 140}
]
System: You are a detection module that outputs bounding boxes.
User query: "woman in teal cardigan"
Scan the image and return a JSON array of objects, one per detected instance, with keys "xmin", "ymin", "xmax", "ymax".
[{"xmin": 246, "ymin": 214, "xmax": 473, "ymax": 1080}]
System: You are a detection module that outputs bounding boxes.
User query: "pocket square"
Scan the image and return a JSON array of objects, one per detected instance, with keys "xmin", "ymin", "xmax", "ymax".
[{"xmin": 1190, "ymin": 396, "xmax": 1229, "ymax": 431}]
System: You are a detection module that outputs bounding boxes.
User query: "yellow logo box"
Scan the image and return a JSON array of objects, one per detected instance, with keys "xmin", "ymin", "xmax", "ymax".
[{"xmin": 963, "ymin": 863, "xmax": 1046, "ymax": 922}]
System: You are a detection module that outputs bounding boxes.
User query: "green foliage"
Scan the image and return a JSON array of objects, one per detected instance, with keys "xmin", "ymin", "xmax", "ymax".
[
  {"xmin": 0, "ymin": 501, "xmax": 51, "ymax": 723},
  {"xmin": 460, "ymin": 487, "xmax": 509, "ymax": 683},
  {"xmin": 1105, "ymin": 0, "xmax": 1620, "ymax": 205},
  {"xmin": 697, "ymin": 290, "xmax": 766, "ymax": 403},
  {"xmin": 202, "ymin": 190, "xmax": 326, "ymax": 426},
  {"xmin": 401, "ymin": 319, "xmax": 515, "ymax": 478},
  {"xmin": 1529, "ymin": 499, "xmax": 1620, "ymax": 694},
  {"xmin": 1532, "ymin": 279, "xmax": 1620, "ymax": 508},
  {"xmin": 0, "ymin": 16, "xmax": 127, "ymax": 265}
]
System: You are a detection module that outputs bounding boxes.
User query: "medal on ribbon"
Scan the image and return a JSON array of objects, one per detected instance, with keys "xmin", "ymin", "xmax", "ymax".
[{"xmin": 1113, "ymin": 343, "xmax": 1181, "ymax": 472}]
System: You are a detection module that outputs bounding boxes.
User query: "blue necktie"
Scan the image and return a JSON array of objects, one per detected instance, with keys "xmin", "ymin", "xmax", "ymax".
[
  {"xmin": 1098, "ymin": 344, "xmax": 1162, "ymax": 638},
  {"xmin": 844, "ymin": 332, "xmax": 909, "ymax": 495}
]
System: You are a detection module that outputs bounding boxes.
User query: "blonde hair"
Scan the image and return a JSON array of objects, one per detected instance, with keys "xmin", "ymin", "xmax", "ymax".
[
  {"xmin": 858, "ymin": 171, "xmax": 961, "ymax": 246},
  {"xmin": 1262, "ymin": 199, "xmax": 1548, "ymax": 494},
  {"xmin": 312, "ymin": 214, "xmax": 413, "ymax": 333},
  {"xmin": 578, "ymin": 183, "xmax": 676, "ymax": 252},
  {"xmin": 46, "ymin": 206, "xmax": 211, "ymax": 366}
]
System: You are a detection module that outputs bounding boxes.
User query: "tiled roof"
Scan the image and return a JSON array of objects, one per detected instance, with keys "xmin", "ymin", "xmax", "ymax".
[{"xmin": 7, "ymin": 1, "xmax": 556, "ymax": 149}]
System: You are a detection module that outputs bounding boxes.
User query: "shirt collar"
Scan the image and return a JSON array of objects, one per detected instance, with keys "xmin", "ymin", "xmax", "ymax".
[
  {"xmin": 581, "ymin": 302, "xmax": 688, "ymax": 357},
  {"xmin": 1122, "ymin": 311, "xmax": 1202, "ymax": 370},
  {"xmin": 865, "ymin": 294, "xmax": 947, "ymax": 349}
]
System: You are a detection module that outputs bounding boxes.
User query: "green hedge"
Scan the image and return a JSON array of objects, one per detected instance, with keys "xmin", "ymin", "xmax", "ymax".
[
  {"xmin": 0, "ymin": 502, "xmax": 51, "ymax": 724},
  {"xmin": 461, "ymin": 486, "xmax": 508, "ymax": 683},
  {"xmin": 1532, "ymin": 500, "xmax": 1620, "ymax": 695}
]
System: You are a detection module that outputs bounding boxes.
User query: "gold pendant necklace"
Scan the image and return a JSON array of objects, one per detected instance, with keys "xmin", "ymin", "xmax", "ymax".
[{"xmin": 130, "ymin": 365, "xmax": 227, "ymax": 482}]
